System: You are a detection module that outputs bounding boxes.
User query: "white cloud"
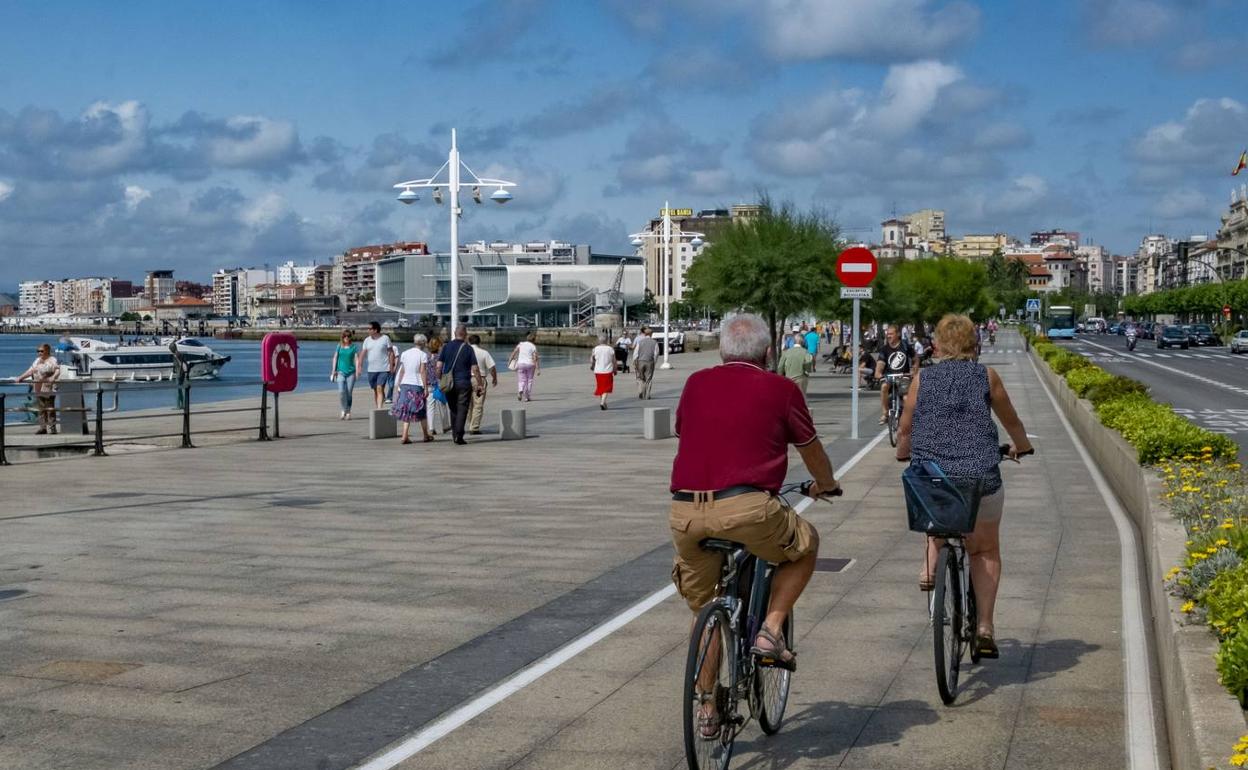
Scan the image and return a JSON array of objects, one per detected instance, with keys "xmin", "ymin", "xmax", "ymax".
[
  {"xmin": 65, "ymin": 100, "xmax": 149, "ymax": 175},
  {"xmin": 1130, "ymin": 97, "xmax": 1248, "ymax": 183},
  {"xmin": 1083, "ymin": 0, "xmax": 1177, "ymax": 46},
  {"xmin": 1152, "ymin": 188, "xmax": 1212, "ymax": 220},
  {"xmin": 874, "ymin": 61, "xmax": 963, "ymax": 137},
  {"xmin": 0, "ymin": 180, "xmax": 13, "ymax": 203},
  {"xmin": 207, "ymin": 115, "xmax": 299, "ymax": 169},
  {"xmin": 985, "ymin": 175, "xmax": 1049, "ymax": 217},
  {"xmin": 123, "ymin": 184, "xmax": 150, "ymax": 211},
  {"xmin": 758, "ymin": 0, "xmax": 980, "ymax": 62},
  {"xmin": 241, "ymin": 191, "xmax": 288, "ymax": 228}
]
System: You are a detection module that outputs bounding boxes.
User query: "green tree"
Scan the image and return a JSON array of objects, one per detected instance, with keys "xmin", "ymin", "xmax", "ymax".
[
  {"xmin": 872, "ymin": 258, "xmax": 993, "ymax": 326},
  {"xmin": 685, "ymin": 197, "xmax": 841, "ymax": 355}
]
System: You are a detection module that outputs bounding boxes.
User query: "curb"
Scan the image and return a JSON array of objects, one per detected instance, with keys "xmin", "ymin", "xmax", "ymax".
[{"xmin": 1031, "ymin": 349, "xmax": 1246, "ymax": 770}]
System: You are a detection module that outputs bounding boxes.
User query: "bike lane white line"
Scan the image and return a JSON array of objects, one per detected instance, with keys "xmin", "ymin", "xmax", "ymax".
[
  {"xmin": 1028, "ymin": 354, "xmax": 1162, "ymax": 770},
  {"xmin": 355, "ymin": 430, "xmax": 891, "ymax": 770}
]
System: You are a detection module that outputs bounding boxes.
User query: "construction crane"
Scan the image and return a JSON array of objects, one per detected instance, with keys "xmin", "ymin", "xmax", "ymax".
[{"xmin": 606, "ymin": 258, "xmax": 626, "ymax": 311}]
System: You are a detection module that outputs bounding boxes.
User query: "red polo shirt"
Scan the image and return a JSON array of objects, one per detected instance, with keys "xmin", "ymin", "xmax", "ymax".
[{"xmin": 670, "ymin": 362, "xmax": 818, "ymax": 494}]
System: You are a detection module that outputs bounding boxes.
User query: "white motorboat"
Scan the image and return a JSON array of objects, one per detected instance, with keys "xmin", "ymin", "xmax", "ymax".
[{"xmin": 61, "ymin": 337, "xmax": 231, "ymax": 381}]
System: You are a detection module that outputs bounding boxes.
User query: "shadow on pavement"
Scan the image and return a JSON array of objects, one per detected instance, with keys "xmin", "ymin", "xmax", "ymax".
[
  {"xmin": 730, "ymin": 699, "xmax": 938, "ymax": 769},
  {"xmin": 949, "ymin": 637, "xmax": 1103, "ymax": 707}
]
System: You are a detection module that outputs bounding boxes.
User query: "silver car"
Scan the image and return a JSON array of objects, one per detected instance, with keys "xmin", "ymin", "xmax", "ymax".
[{"xmin": 1232, "ymin": 330, "xmax": 1248, "ymax": 354}]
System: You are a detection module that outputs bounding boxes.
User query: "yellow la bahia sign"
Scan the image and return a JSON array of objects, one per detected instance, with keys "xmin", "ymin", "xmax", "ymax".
[{"xmin": 660, "ymin": 208, "xmax": 694, "ymax": 217}]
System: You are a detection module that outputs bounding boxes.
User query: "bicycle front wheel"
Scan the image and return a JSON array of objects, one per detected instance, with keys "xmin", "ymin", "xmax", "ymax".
[
  {"xmin": 683, "ymin": 602, "xmax": 737, "ymax": 770},
  {"xmin": 755, "ymin": 613, "xmax": 793, "ymax": 735},
  {"xmin": 887, "ymin": 403, "xmax": 898, "ymax": 447},
  {"xmin": 932, "ymin": 545, "xmax": 963, "ymax": 705}
]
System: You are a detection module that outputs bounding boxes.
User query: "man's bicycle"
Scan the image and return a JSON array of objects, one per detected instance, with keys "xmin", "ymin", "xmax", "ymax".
[
  {"xmin": 682, "ymin": 482, "xmax": 839, "ymax": 770},
  {"xmin": 929, "ymin": 446, "xmax": 1033, "ymax": 704},
  {"xmin": 884, "ymin": 373, "xmax": 910, "ymax": 448}
]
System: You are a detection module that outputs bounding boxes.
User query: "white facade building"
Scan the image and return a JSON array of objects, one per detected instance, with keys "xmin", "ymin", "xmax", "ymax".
[
  {"xmin": 18, "ymin": 280, "xmax": 58, "ymax": 316},
  {"xmin": 277, "ymin": 261, "xmax": 318, "ymax": 285}
]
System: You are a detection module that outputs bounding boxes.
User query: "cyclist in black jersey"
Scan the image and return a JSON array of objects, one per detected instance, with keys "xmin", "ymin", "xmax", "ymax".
[{"xmin": 874, "ymin": 325, "xmax": 916, "ymax": 423}]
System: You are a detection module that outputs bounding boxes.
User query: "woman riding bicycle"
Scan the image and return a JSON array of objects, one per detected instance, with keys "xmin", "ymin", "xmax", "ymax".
[{"xmin": 895, "ymin": 314, "xmax": 1032, "ymax": 659}]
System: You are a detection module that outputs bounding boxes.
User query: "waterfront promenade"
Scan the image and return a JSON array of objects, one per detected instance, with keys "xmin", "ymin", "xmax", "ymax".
[{"xmin": 0, "ymin": 339, "xmax": 1160, "ymax": 769}]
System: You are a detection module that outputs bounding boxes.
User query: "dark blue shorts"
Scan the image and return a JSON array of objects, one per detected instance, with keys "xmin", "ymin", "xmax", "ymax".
[{"xmin": 367, "ymin": 371, "xmax": 389, "ymax": 389}]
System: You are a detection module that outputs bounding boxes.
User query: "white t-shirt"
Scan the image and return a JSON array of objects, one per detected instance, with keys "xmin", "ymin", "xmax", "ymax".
[
  {"xmin": 398, "ymin": 348, "xmax": 429, "ymax": 387},
  {"xmin": 592, "ymin": 345, "xmax": 616, "ymax": 374},
  {"xmin": 514, "ymin": 340, "xmax": 537, "ymax": 366},
  {"xmin": 472, "ymin": 345, "xmax": 496, "ymax": 375},
  {"xmin": 361, "ymin": 334, "xmax": 393, "ymax": 372}
]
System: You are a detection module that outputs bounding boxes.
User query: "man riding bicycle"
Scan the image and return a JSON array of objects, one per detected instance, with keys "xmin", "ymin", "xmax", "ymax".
[
  {"xmin": 875, "ymin": 324, "xmax": 916, "ymax": 424},
  {"xmin": 669, "ymin": 313, "xmax": 841, "ymax": 734}
]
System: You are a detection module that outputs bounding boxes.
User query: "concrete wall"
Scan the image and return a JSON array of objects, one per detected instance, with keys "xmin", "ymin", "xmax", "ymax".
[{"xmin": 1030, "ymin": 350, "xmax": 1246, "ymax": 770}]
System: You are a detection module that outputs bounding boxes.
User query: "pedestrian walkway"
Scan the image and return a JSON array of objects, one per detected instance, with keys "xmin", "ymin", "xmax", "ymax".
[{"xmin": 0, "ymin": 343, "xmax": 1161, "ymax": 769}]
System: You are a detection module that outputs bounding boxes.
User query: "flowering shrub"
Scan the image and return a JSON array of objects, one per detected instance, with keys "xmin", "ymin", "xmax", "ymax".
[
  {"xmin": 1064, "ymin": 366, "xmax": 1115, "ymax": 397},
  {"xmin": 1098, "ymin": 396, "xmax": 1237, "ymax": 464}
]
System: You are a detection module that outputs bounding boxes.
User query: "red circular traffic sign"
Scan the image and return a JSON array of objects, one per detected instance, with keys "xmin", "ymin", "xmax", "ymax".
[
  {"xmin": 1224, "ymin": 304, "xmax": 1233, "ymax": 318},
  {"xmin": 836, "ymin": 247, "xmax": 878, "ymax": 288}
]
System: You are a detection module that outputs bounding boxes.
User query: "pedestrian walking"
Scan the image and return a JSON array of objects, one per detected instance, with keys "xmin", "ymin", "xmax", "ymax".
[
  {"xmin": 390, "ymin": 334, "xmax": 433, "ymax": 444},
  {"xmin": 895, "ymin": 313, "xmax": 1032, "ymax": 659},
  {"xmin": 426, "ymin": 337, "xmax": 451, "ymax": 435},
  {"xmin": 359, "ymin": 321, "xmax": 395, "ymax": 409},
  {"xmin": 468, "ymin": 334, "xmax": 498, "ymax": 435},
  {"xmin": 437, "ymin": 324, "xmax": 481, "ymax": 445},
  {"xmin": 777, "ymin": 337, "xmax": 814, "ymax": 394},
  {"xmin": 803, "ymin": 325, "xmax": 820, "ymax": 372},
  {"xmin": 632, "ymin": 326, "xmax": 658, "ymax": 399},
  {"xmin": 615, "ymin": 330, "xmax": 633, "ymax": 374},
  {"xmin": 591, "ymin": 334, "xmax": 616, "ymax": 410},
  {"xmin": 330, "ymin": 330, "xmax": 359, "ymax": 420},
  {"xmin": 508, "ymin": 332, "xmax": 540, "ymax": 402},
  {"xmin": 16, "ymin": 343, "xmax": 60, "ymax": 434}
]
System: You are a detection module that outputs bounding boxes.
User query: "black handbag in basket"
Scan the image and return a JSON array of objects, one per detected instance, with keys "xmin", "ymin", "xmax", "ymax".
[{"xmin": 903, "ymin": 461, "xmax": 983, "ymax": 535}]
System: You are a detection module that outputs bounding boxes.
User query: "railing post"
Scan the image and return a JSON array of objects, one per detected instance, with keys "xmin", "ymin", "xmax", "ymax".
[
  {"xmin": 181, "ymin": 380, "xmax": 194, "ymax": 449},
  {"xmin": 93, "ymin": 388, "xmax": 106, "ymax": 456},
  {"xmin": 273, "ymin": 391, "xmax": 280, "ymax": 439},
  {"xmin": 258, "ymin": 384, "xmax": 270, "ymax": 441},
  {"xmin": 0, "ymin": 393, "xmax": 9, "ymax": 467}
]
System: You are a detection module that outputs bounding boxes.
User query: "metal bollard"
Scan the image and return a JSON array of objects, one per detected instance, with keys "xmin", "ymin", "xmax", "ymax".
[
  {"xmin": 93, "ymin": 388, "xmax": 106, "ymax": 456},
  {"xmin": 273, "ymin": 391, "xmax": 281, "ymax": 439},
  {"xmin": 0, "ymin": 393, "xmax": 9, "ymax": 467},
  {"xmin": 181, "ymin": 381, "xmax": 194, "ymax": 449},
  {"xmin": 258, "ymin": 385, "xmax": 270, "ymax": 441}
]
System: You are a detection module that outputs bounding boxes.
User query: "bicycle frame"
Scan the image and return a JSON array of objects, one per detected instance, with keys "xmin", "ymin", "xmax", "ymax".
[{"xmin": 714, "ymin": 548, "xmax": 777, "ymax": 727}]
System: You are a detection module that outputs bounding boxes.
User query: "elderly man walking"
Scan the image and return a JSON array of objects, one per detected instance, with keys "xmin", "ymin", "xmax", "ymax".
[
  {"xmin": 468, "ymin": 334, "xmax": 497, "ymax": 435},
  {"xmin": 632, "ymin": 326, "xmax": 658, "ymax": 399},
  {"xmin": 669, "ymin": 313, "xmax": 842, "ymax": 737},
  {"xmin": 436, "ymin": 325, "xmax": 481, "ymax": 445}
]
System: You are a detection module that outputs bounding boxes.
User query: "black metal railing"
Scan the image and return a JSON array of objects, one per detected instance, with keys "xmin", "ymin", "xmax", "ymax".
[{"xmin": 0, "ymin": 378, "xmax": 279, "ymax": 466}]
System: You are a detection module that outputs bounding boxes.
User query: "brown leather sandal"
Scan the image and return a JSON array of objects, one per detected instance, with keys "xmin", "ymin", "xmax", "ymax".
[{"xmin": 751, "ymin": 625, "xmax": 796, "ymax": 670}]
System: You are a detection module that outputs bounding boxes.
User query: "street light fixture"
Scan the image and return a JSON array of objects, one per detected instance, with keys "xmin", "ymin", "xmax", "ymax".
[
  {"xmin": 393, "ymin": 129, "xmax": 516, "ymax": 326},
  {"xmin": 629, "ymin": 200, "xmax": 706, "ymax": 370}
]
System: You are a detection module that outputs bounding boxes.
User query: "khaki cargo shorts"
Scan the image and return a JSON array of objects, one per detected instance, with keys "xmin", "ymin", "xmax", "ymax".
[{"xmin": 669, "ymin": 491, "xmax": 817, "ymax": 612}]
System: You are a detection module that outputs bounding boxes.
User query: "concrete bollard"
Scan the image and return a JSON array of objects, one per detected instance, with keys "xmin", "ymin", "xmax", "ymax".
[
  {"xmin": 643, "ymin": 407, "xmax": 672, "ymax": 440},
  {"xmin": 499, "ymin": 408, "xmax": 526, "ymax": 440},
  {"xmin": 368, "ymin": 408, "xmax": 399, "ymax": 440}
]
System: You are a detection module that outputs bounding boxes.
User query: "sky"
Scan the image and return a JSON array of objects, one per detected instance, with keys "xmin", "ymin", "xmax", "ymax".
[{"xmin": 1, "ymin": 0, "xmax": 1246, "ymax": 290}]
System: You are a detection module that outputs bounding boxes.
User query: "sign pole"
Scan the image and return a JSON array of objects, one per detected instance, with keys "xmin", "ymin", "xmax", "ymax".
[{"xmin": 850, "ymin": 298, "xmax": 860, "ymax": 440}]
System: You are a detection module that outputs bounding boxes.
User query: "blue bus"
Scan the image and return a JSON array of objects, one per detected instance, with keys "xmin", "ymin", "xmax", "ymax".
[{"xmin": 1045, "ymin": 305, "xmax": 1076, "ymax": 340}]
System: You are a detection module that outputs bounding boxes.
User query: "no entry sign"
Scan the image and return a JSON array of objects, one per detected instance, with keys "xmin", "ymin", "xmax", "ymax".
[{"xmin": 836, "ymin": 247, "xmax": 878, "ymax": 288}]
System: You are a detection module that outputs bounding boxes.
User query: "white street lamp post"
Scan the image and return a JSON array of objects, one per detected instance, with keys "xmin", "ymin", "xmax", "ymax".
[
  {"xmin": 393, "ymin": 129, "xmax": 516, "ymax": 326},
  {"xmin": 630, "ymin": 201, "xmax": 704, "ymax": 370}
]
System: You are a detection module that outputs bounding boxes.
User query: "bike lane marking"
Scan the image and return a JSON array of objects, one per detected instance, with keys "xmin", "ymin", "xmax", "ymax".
[
  {"xmin": 1080, "ymin": 338, "xmax": 1248, "ymax": 398},
  {"xmin": 1029, "ymin": 355, "xmax": 1162, "ymax": 770},
  {"xmin": 355, "ymin": 429, "xmax": 892, "ymax": 770}
]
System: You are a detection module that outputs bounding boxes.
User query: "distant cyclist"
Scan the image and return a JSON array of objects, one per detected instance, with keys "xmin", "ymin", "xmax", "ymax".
[{"xmin": 875, "ymin": 324, "xmax": 915, "ymax": 424}]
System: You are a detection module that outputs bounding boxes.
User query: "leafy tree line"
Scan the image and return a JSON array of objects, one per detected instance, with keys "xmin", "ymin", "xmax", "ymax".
[{"xmin": 1123, "ymin": 279, "xmax": 1248, "ymax": 323}]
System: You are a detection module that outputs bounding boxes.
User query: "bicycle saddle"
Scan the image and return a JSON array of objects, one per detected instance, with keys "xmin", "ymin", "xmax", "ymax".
[{"xmin": 699, "ymin": 538, "xmax": 744, "ymax": 553}]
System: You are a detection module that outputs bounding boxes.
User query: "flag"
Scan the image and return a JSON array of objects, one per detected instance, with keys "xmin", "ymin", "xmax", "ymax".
[{"xmin": 1234, "ymin": 150, "xmax": 1247, "ymax": 176}]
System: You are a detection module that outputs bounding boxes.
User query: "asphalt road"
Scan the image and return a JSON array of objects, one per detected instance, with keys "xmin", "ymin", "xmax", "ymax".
[{"xmin": 1063, "ymin": 333, "xmax": 1248, "ymax": 451}]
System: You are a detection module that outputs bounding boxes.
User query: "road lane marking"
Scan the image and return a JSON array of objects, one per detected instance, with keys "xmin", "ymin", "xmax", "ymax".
[
  {"xmin": 1029, "ymin": 355, "xmax": 1161, "ymax": 770},
  {"xmin": 1080, "ymin": 339, "xmax": 1248, "ymax": 397},
  {"xmin": 355, "ymin": 430, "xmax": 891, "ymax": 770}
]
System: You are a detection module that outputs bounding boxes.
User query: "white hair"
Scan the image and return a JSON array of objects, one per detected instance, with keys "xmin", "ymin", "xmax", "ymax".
[
  {"xmin": 412, "ymin": 334, "xmax": 428, "ymax": 348},
  {"xmin": 720, "ymin": 313, "xmax": 771, "ymax": 364},
  {"xmin": 454, "ymin": 324, "xmax": 468, "ymax": 339}
]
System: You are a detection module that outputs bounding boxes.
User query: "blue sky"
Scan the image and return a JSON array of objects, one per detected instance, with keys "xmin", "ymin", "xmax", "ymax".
[{"xmin": 0, "ymin": 0, "xmax": 1246, "ymax": 289}]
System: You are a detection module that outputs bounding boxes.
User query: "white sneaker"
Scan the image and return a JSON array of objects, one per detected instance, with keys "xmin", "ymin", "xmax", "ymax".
[
  {"xmin": 344, "ymin": 412, "xmax": 351, "ymax": 420},
  {"xmin": 339, "ymin": 411, "xmax": 345, "ymax": 420}
]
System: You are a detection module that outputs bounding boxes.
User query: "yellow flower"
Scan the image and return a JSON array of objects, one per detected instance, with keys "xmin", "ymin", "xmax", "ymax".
[
  {"xmin": 1187, "ymin": 540, "xmax": 1195, "ymax": 545},
  {"xmin": 1221, "ymin": 522, "xmax": 1235, "ymax": 530},
  {"xmin": 1216, "ymin": 539, "xmax": 1230, "ymax": 547},
  {"xmin": 1234, "ymin": 753, "xmax": 1248, "ymax": 767},
  {"xmin": 1229, "ymin": 463, "xmax": 1241, "ymax": 471},
  {"xmin": 1181, "ymin": 600, "xmax": 1195, "ymax": 613},
  {"xmin": 1203, "ymin": 446, "xmax": 1214, "ymax": 452},
  {"xmin": 1208, "ymin": 546, "xmax": 1220, "ymax": 554}
]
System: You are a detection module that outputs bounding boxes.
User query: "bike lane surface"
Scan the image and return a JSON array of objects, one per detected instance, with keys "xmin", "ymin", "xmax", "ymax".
[{"xmin": 384, "ymin": 339, "xmax": 1162, "ymax": 770}]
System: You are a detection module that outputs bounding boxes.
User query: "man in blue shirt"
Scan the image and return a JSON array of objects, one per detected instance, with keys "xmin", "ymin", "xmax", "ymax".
[
  {"xmin": 437, "ymin": 324, "xmax": 482, "ymax": 445},
  {"xmin": 803, "ymin": 326, "xmax": 820, "ymax": 373}
]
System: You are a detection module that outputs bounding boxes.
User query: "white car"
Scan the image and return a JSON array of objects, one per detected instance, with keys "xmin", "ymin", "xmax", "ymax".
[{"xmin": 1231, "ymin": 330, "xmax": 1248, "ymax": 354}]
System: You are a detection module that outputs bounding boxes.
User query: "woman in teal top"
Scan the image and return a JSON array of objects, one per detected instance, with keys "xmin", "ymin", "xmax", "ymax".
[{"xmin": 330, "ymin": 330, "xmax": 360, "ymax": 419}]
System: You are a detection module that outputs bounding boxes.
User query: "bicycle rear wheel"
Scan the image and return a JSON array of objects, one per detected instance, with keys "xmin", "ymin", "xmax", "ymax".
[
  {"xmin": 755, "ymin": 613, "xmax": 793, "ymax": 735},
  {"xmin": 683, "ymin": 602, "xmax": 737, "ymax": 770},
  {"xmin": 932, "ymin": 545, "xmax": 963, "ymax": 705},
  {"xmin": 887, "ymin": 400, "xmax": 898, "ymax": 447}
]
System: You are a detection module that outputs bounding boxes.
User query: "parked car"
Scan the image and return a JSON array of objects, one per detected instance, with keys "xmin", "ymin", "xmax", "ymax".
[
  {"xmin": 1231, "ymin": 330, "xmax": 1248, "ymax": 354},
  {"xmin": 1157, "ymin": 325, "xmax": 1190, "ymax": 349},
  {"xmin": 1108, "ymin": 323, "xmax": 1121, "ymax": 335},
  {"xmin": 1187, "ymin": 323, "xmax": 1221, "ymax": 346},
  {"xmin": 1137, "ymin": 321, "xmax": 1156, "ymax": 340}
]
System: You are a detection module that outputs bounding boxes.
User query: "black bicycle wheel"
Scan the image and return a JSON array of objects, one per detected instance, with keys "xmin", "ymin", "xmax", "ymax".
[
  {"xmin": 683, "ymin": 602, "xmax": 737, "ymax": 770},
  {"xmin": 887, "ymin": 404, "xmax": 898, "ymax": 446},
  {"xmin": 967, "ymin": 572, "xmax": 980, "ymax": 664},
  {"xmin": 932, "ymin": 545, "xmax": 962, "ymax": 705},
  {"xmin": 755, "ymin": 612, "xmax": 793, "ymax": 735}
]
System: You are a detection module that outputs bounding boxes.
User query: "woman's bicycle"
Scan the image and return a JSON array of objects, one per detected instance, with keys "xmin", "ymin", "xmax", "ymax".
[
  {"xmin": 928, "ymin": 445, "xmax": 1033, "ymax": 704},
  {"xmin": 682, "ymin": 482, "xmax": 840, "ymax": 770}
]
